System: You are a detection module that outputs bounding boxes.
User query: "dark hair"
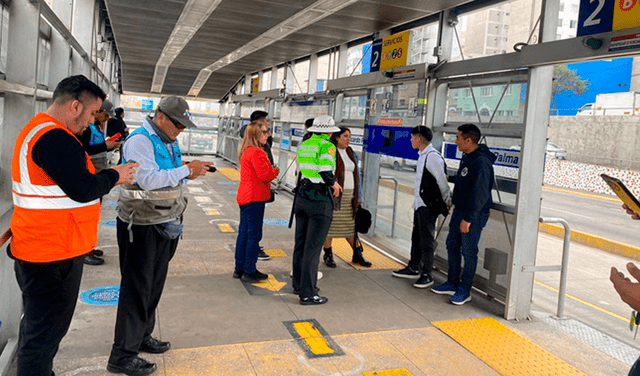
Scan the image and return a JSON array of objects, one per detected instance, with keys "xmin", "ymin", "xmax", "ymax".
[
  {"xmin": 411, "ymin": 125, "xmax": 432, "ymax": 142},
  {"xmin": 115, "ymin": 107, "xmax": 124, "ymax": 117},
  {"xmin": 330, "ymin": 126, "xmax": 351, "ymax": 145},
  {"xmin": 304, "ymin": 118, "xmax": 314, "ymax": 129},
  {"xmin": 457, "ymin": 123, "xmax": 481, "ymax": 144},
  {"xmin": 52, "ymin": 75, "xmax": 106, "ymax": 104},
  {"xmin": 250, "ymin": 110, "xmax": 268, "ymax": 122}
]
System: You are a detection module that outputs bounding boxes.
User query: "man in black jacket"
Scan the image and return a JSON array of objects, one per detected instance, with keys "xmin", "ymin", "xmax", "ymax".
[{"xmin": 431, "ymin": 123, "xmax": 496, "ymax": 305}]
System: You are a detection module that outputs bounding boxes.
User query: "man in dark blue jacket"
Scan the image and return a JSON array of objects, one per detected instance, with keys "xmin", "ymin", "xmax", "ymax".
[{"xmin": 431, "ymin": 123, "xmax": 496, "ymax": 305}]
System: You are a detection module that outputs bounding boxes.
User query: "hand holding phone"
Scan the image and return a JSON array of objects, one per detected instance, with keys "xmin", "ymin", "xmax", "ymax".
[{"xmin": 207, "ymin": 166, "xmax": 217, "ymax": 173}]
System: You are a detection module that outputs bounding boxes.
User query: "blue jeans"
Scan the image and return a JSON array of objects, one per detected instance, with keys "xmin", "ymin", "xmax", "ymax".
[
  {"xmin": 445, "ymin": 208, "xmax": 490, "ymax": 292},
  {"xmin": 235, "ymin": 202, "xmax": 266, "ymax": 274}
]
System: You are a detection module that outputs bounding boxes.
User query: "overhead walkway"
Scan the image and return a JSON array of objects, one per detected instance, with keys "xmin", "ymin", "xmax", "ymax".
[{"xmin": 4, "ymin": 157, "xmax": 632, "ymax": 376}]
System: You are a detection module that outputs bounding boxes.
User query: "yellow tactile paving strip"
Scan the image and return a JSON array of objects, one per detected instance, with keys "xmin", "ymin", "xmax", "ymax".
[
  {"xmin": 217, "ymin": 167, "xmax": 241, "ymax": 181},
  {"xmin": 331, "ymin": 238, "xmax": 404, "ymax": 270},
  {"xmin": 432, "ymin": 318, "xmax": 586, "ymax": 376},
  {"xmin": 263, "ymin": 248, "xmax": 286, "ymax": 257},
  {"xmin": 364, "ymin": 369, "xmax": 413, "ymax": 376},
  {"xmin": 217, "ymin": 223, "xmax": 235, "ymax": 233}
]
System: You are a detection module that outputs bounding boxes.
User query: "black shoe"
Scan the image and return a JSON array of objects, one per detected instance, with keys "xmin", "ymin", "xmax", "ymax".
[
  {"xmin": 300, "ymin": 295, "xmax": 328, "ymax": 305},
  {"xmin": 413, "ymin": 274, "xmax": 434, "ymax": 289},
  {"xmin": 92, "ymin": 249, "xmax": 104, "ymax": 256},
  {"xmin": 257, "ymin": 250, "xmax": 271, "ymax": 261},
  {"xmin": 323, "ymin": 248, "xmax": 337, "ymax": 268},
  {"xmin": 351, "ymin": 245, "xmax": 372, "ymax": 267},
  {"xmin": 140, "ymin": 337, "xmax": 171, "ymax": 354},
  {"xmin": 241, "ymin": 270, "xmax": 269, "ymax": 282},
  {"xmin": 83, "ymin": 253, "xmax": 104, "ymax": 265},
  {"xmin": 392, "ymin": 266, "xmax": 419, "ymax": 279},
  {"xmin": 232, "ymin": 270, "xmax": 244, "ymax": 279},
  {"xmin": 107, "ymin": 356, "xmax": 157, "ymax": 375}
]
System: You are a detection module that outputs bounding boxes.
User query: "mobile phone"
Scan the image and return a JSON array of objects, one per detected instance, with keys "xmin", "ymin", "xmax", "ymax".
[
  {"xmin": 601, "ymin": 173, "xmax": 640, "ymax": 215},
  {"xmin": 207, "ymin": 166, "xmax": 217, "ymax": 173}
]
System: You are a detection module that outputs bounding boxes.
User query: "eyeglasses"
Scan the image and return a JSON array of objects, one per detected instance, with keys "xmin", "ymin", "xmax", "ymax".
[
  {"xmin": 163, "ymin": 112, "xmax": 186, "ymax": 130},
  {"xmin": 261, "ymin": 130, "xmax": 269, "ymax": 135}
]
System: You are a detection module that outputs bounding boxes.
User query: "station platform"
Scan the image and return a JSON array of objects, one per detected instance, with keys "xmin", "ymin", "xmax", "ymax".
[{"xmin": 5, "ymin": 157, "xmax": 634, "ymax": 376}]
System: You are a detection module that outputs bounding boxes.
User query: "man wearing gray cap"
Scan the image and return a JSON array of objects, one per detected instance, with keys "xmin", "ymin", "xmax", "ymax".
[{"xmin": 107, "ymin": 96, "xmax": 213, "ymax": 375}]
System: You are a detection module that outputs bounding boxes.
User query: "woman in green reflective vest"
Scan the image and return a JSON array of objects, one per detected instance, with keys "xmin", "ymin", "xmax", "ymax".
[{"xmin": 292, "ymin": 115, "xmax": 342, "ymax": 305}]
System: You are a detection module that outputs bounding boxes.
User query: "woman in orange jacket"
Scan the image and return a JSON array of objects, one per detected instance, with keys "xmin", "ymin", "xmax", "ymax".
[{"xmin": 233, "ymin": 121, "xmax": 279, "ymax": 282}]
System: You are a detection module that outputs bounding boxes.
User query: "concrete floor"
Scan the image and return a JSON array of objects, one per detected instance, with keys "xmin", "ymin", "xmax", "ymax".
[{"xmin": 4, "ymin": 156, "xmax": 634, "ymax": 376}]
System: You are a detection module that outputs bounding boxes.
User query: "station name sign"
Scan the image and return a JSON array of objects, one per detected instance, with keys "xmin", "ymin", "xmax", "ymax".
[{"xmin": 443, "ymin": 143, "xmax": 520, "ymax": 168}]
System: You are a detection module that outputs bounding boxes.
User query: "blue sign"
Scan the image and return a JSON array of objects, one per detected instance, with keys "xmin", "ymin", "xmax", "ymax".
[
  {"xmin": 141, "ymin": 99, "xmax": 154, "ymax": 111},
  {"xmin": 364, "ymin": 125, "xmax": 418, "ymax": 160},
  {"xmin": 80, "ymin": 286, "xmax": 120, "ymax": 306},
  {"xmin": 577, "ymin": 0, "xmax": 615, "ymax": 37},
  {"xmin": 361, "ymin": 44, "xmax": 372, "ymax": 74},
  {"xmin": 443, "ymin": 142, "xmax": 520, "ymax": 168},
  {"xmin": 292, "ymin": 128, "xmax": 306, "ymax": 137},
  {"xmin": 263, "ymin": 218, "xmax": 289, "ymax": 226},
  {"xmin": 101, "ymin": 220, "xmax": 117, "ymax": 227},
  {"xmin": 369, "ymin": 39, "xmax": 382, "ymax": 72},
  {"xmin": 316, "ymin": 79, "xmax": 325, "ymax": 92}
]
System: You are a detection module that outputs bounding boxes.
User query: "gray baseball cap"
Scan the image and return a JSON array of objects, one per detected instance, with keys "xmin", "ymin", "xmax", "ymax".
[
  {"xmin": 157, "ymin": 96, "xmax": 197, "ymax": 129},
  {"xmin": 100, "ymin": 99, "xmax": 115, "ymax": 117}
]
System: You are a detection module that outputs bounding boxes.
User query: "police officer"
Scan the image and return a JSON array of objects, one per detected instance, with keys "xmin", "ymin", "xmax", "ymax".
[{"xmin": 292, "ymin": 115, "xmax": 342, "ymax": 305}]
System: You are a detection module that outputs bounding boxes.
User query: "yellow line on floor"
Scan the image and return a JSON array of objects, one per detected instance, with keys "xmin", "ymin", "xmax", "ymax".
[
  {"xmin": 292, "ymin": 321, "xmax": 334, "ymax": 356},
  {"xmin": 542, "ymin": 185, "xmax": 619, "ymax": 202},
  {"xmin": 217, "ymin": 167, "xmax": 241, "ymax": 181},
  {"xmin": 433, "ymin": 317, "xmax": 585, "ymax": 376},
  {"xmin": 217, "ymin": 223, "xmax": 234, "ymax": 233},
  {"xmin": 538, "ymin": 222, "xmax": 640, "ymax": 261},
  {"xmin": 535, "ymin": 280, "xmax": 627, "ymax": 322}
]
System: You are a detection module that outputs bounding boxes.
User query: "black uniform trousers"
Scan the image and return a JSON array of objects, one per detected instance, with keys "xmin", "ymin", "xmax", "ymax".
[
  {"xmin": 408, "ymin": 206, "xmax": 439, "ymax": 275},
  {"xmin": 292, "ymin": 195, "xmax": 333, "ymax": 298},
  {"xmin": 14, "ymin": 254, "xmax": 83, "ymax": 376},
  {"xmin": 109, "ymin": 218, "xmax": 178, "ymax": 362}
]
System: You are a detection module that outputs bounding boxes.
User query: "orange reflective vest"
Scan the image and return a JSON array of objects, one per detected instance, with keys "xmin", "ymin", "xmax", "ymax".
[{"xmin": 10, "ymin": 113, "xmax": 101, "ymax": 262}]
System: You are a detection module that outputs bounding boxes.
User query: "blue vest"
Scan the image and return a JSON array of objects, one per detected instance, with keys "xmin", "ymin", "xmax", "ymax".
[
  {"xmin": 88, "ymin": 123, "xmax": 105, "ymax": 146},
  {"xmin": 124, "ymin": 125, "xmax": 182, "ymax": 170}
]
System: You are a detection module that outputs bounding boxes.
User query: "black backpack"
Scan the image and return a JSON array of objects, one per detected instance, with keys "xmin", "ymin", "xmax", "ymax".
[{"xmin": 419, "ymin": 151, "xmax": 449, "ymax": 217}]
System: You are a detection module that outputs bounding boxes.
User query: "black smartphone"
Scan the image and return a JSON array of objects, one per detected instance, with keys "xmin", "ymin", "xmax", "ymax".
[{"xmin": 207, "ymin": 166, "xmax": 217, "ymax": 173}]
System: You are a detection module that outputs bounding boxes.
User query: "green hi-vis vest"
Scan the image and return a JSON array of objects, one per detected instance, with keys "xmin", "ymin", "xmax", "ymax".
[{"xmin": 298, "ymin": 134, "xmax": 336, "ymax": 184}]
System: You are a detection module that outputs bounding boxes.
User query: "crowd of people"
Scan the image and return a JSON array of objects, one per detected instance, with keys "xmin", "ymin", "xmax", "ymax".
[{"xmin": 13, "ymin": 74, "xmax": 637, "ymax": 376}]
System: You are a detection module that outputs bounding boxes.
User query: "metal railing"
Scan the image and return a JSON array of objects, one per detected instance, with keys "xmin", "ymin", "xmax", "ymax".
[
  {"xmin": 375, "ymin": 176, "xmax": 399, "ymax": 238},
  {"xmin": 523, "ymin": 217, "xmax": 571, "ymax": 319}
]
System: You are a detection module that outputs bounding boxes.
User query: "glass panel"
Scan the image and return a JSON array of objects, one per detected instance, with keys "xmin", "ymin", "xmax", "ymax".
[
  {"xmin": 316, "ymin": 53, "xmax": 330, "ymax": 91},
  {"xmin": 0, "ymin": 7, "xmax": 9, "ymax": 73},
  {"xmin": 261, "ymin": 71, "xmax": 271, "ymax": 91},
  {"xmin": 293, "ymin": 59, "xmax": 309, "ymax": 94},
  {"xmin": 445, "ymin": 83, "xmax": 527, "ymax": 124}
]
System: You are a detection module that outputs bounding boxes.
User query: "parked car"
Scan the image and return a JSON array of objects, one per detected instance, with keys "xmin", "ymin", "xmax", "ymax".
[
  {"xmin": 510, "ymin": 141, "xmax": 567, "ymax": 160},
  {"xmin": 380, "ymin": 155, "xmax": 418, "ymax": 171}
]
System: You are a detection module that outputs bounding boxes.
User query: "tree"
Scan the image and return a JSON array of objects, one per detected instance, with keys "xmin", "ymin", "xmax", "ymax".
[{"xmin": 551, "ymin": 65, "xmax": 590, "ymax": 114}]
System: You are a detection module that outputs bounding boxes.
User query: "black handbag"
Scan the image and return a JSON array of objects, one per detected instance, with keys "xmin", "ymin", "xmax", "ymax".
[{"xmin": 354, "ymin": 205, "xmax": 372, "ymax": 234}]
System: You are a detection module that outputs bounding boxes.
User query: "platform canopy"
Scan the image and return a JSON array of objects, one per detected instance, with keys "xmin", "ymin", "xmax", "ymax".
[{"xmin": 103, "ymin": 0, "xmax": 491, "ymax": 100}]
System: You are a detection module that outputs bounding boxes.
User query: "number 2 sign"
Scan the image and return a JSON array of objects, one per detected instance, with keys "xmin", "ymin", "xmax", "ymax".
[{"xmin": 578, "ymin": 0, "xmax": 640, "ymax": 36}]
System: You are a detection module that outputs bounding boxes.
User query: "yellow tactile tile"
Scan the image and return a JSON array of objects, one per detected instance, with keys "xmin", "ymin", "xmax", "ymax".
[
  {"xmin": 264, "ymin": 248, "xmax": 286, "ymax": 257},
  {"xmin": 432, "ymin": 318, "xmax": 585, "ymax": 376},
  {"xmin": 217, "ymin": 167, "xmax": 241, "ymax": 181},
  {"xmin": 331, "ymin": 238, "xmax": 403, "ymax": 270},
  {"xmin": 202, "ymin": 207, "xmax": 220, "ymax": 215},
  {"xmin": 364, "ymin": 369, "xmax": 413, "ymax": 376}
]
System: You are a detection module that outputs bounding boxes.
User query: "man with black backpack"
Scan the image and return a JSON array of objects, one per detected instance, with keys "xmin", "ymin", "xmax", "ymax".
[{"xmin": 392, "ymin": 125, "xmax": 450, "ymax": 289}]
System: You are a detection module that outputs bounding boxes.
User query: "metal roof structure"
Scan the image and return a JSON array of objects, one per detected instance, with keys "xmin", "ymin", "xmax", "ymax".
[{"xmin": 103, "ymin": 0, "xmax": 484, "ymax": 100}]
